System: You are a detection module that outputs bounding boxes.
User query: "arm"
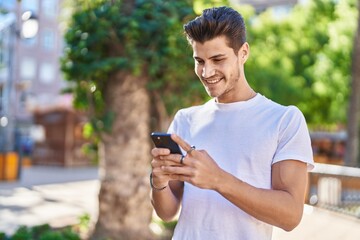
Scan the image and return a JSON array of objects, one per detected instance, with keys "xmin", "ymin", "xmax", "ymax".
[
  {"xmin": 216, "ymin": 160, "xmax": 307, "ymax": 231},
  {"xmin": 151, "ymin": 180, "xmax": 184, "ymax": 222},
  {"xmin": 163, "ymin": 134, "xmax": 308, "ymax": 231}
]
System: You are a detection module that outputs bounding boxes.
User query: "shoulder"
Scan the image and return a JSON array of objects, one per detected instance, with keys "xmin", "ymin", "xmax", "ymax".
[
  {"xmin": 168, "ymin": 101, "xmax": 211, "ymax": 135},
  {"xmin": 280, "ymin": 105, "xmax": 307, "ymax": 126},
  {"xmin": 175, "ymin": 100, "xmax": 213, "ymax": 119},
  {"xmin": 257, "ymin": 95, "xmax": 305, "ymax": 121}
]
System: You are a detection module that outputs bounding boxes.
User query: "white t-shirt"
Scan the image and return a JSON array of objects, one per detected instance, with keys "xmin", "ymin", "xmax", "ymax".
[{"xmin": 168, "ymin": 94, "xmax": 314, "ymax": 240}]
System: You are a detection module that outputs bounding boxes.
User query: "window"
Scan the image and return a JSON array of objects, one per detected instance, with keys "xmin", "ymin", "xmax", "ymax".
[
  {"xmin": 21, "ymin": 0, "xmax": 39, "ymax": 13},
  {"xmin": 42, "ymin": 0, "xmax": 57, "ymax": 19},
  {"xmin": 0, "ymin": 0, "xmax": 16, "ymax": 10},
  {"xmin": 0, "ymin": 42, "xmax": 7, "ymax": 74},
  {"xmin": 22, "ymin": 36, "xmax": 37, "ymax": 48},
  {"xmin": 20, "ymin": 57, "xmax": 36, "ymax": 79},
  {"xmin": 0, "ymin": 27, "xmax": 12, "ymax": 65},
  {"xmin": 0, "ymin": 84, "xmax": 3, "ymax": 113},
  {"xmin": 0, "ymin": 68, "xmax": 9, "ymax": 81},
  {"xmin": 42, "ymin": 29, "xmax": 56, "ymax": 50},
  {"xmin": 39, "ymin": 62, "xmax": 55, "ymax": 84}
]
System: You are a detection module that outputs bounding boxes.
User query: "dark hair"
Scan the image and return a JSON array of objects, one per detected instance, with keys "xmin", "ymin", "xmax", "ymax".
[{"xmin": 184, "ymin": 6, "xmax": 246, "ymax": 54}]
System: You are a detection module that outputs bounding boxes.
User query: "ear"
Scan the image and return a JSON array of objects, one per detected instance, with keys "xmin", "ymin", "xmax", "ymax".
[{"xmin": 238, "ymin": 42, "xmax": 250, "ymax": 63}]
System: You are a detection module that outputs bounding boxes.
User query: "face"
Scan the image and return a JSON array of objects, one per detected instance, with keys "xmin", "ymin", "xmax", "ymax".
[{"xmin": 192, "ymin": 36, "xmax": 249, "ymax": 103}]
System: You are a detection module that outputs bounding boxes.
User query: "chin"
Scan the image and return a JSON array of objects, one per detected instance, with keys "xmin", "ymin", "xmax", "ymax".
[{"xmin": 206, "ymin": 90, "xmax": 217, "ymax": 98}]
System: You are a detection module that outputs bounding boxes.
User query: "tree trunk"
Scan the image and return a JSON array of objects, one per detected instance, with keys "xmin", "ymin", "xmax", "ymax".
[
  {"xmin": 345, "ymin": 0, "xmax": 360, "ymax": 167},
  {"xmin": 91, "ymin": 70, "xmax": 154, "ymax": 239}
]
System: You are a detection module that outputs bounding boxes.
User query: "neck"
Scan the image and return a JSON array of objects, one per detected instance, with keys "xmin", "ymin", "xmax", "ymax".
[
  {"xmin": 215, "ymin": 89, "xmax": 256, "ymax": 103},
  {"xmin": 246, "ymin": 88, "xmax": 257, "ymax": 100}
]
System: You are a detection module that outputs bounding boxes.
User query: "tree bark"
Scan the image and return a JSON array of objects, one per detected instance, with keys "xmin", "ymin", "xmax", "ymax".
[
  {"xmin": 345, "ymin": 0, "xmax": 360, "ymax": 167},
  {"xmin": 91, "ymin": 70, "xmax": 154, "ymax": 239}
]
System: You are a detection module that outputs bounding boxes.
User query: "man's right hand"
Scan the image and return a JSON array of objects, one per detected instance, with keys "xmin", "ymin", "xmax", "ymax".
[{"xmin": 150, "ymin": 147, "xmax": 183, "ymax": 189}]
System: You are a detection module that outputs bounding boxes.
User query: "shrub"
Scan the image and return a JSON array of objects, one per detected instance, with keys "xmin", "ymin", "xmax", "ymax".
[{"xmin": 0, "ymin": 224, "xmax": 81, "ymax": 240}]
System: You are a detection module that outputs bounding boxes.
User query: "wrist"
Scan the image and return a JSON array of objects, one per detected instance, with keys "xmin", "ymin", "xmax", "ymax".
[
  {"xmin": 150, "ymin": 173, "xmax": 167, "ymax": 191},
  {"xmin": 213, "ymin": 169, "xmax": 230, "ymax": 192}
]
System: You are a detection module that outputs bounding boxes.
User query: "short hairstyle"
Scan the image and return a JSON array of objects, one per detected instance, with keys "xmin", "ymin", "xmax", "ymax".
[{"xmin": 184, "ymin": 6, "xmax": 247, "ymax": 54}]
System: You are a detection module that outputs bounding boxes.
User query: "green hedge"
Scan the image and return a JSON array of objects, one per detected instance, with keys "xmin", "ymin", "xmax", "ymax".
[{"xmin": 0, "ymin": 224, "xmax": 81, "ymax": 240}]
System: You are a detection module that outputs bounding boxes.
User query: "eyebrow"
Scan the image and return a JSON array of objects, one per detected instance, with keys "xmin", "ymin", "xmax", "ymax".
[{"xmin": 193, "ymin": 54, "xmax": 226, "ymax": 60}]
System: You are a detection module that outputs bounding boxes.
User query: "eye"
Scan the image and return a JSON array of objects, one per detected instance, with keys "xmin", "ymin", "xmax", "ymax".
[
  {"xmin": 195, "ymin": 59, "xmax": 204, "ymax": 65},
  {"xmin": 213, "ymin": 58, "xmax": 224, "ymax": 62}
]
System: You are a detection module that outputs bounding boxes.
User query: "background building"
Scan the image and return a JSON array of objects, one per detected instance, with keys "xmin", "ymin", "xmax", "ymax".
[{"xmin": 0, "ymin": 0, "xmax": 70, "ymax": 153}]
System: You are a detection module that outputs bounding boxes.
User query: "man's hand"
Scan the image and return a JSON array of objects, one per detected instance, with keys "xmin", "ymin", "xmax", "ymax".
[
  {"xmin": 150, "ymin": 145, "xmax": 183, "ymax": 189},
  {"xmin": 158, "ymin": 134, "xmax": 224, "ymax": 190}
]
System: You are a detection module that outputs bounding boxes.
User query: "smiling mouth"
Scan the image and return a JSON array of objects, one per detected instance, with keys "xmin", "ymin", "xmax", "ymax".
[{"xmin": 204, "ymin": 78, "xmax": 223, "ymax": 84}]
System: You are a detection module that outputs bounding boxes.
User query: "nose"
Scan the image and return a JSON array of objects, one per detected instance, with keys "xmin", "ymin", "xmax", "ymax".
[{"xmin": 201, "ymin": 63, "xmax": 216, "ymax": 78}]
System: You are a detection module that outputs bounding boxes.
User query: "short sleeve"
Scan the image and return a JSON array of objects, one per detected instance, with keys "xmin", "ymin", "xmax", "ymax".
[
  {"xmin": 272, "ymin": 106, "xmax": 314, "ymax": 171},
  {"xmin": 167, "ymin": 110, "xmax": 188, "ymax": 137}
]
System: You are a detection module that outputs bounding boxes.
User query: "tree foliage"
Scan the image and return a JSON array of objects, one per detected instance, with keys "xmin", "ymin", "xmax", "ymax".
[
  {"xmin": 245, "ymin": 0, "xmax": 358, "ymax": 126},
  {"xmin": 61, "ymin": 0, "xmax": 207, "ymax": 130},
  {"xmin": 61, "ymin": 0, "xmax": 358, "ymax": 129}
]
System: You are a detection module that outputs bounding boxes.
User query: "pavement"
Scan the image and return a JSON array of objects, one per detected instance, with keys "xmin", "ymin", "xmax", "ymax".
[
  {"xmin": 1, "ymin": 166, "xmax": 360, "ymax": 239},
  {"xmin": 272, "ymin": 205, "xmax": 360, "ymax": 240},
  {"xmin": 0, "ymin": 166, "xmax": 100, "ymax": 236}
]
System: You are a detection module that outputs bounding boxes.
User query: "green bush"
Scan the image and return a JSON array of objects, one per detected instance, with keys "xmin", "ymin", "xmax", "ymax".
[
  {"xmin": 0, "ymin": 224, "xmax": 81, "ymax": 240},
  {"xmin": 31, "ymin": 224, "xmax": 51, "ymax": 239},
  {"xmin": 11, "ymin": 226, "xmax": 32, "ymax": 240},
  {"xmin": 0, "ymin": 232, "xmax": 6, "ymax": 240},
  {"xmin": 56, "ymin": 228, "xmax": 81, "ymax": 240}
]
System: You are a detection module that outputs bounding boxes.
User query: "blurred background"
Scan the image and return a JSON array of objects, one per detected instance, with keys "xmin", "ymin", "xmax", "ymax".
[{"xmin": 0, "ymin": 0, "xmax": 360, "ymax": 239}]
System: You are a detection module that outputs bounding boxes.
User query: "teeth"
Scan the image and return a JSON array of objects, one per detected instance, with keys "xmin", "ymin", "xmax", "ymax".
[{"xmin": 205, "ymin": 78, "xmax": 221, "ymax": 84}]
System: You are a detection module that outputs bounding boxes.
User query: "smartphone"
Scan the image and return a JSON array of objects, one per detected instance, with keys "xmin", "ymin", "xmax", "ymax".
[{"xmin": 150, "ymin": 132, "xmax": 182, "ymax": 154}]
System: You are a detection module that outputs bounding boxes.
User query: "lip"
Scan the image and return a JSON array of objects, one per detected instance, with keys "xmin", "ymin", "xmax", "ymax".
[{"xmin": 204, "ymin": 77, "xmax": 223, "ymax": 84}]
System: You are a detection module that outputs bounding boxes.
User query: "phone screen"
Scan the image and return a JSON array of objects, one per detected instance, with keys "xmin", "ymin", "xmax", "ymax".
[{"xmin": 151, "ymin": 132, "xmax": 182, "ymax": 154}]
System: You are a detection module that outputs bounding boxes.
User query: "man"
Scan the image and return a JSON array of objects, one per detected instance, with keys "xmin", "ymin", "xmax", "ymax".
[{"xmin": 150, "ymin": 6, "xmax": 314, "ymax": 240}]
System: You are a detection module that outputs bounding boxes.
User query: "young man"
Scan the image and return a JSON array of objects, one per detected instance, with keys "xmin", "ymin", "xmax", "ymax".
[{"xmin": 150, "ymin": 6, "xmax": 314, "ymax": 239}]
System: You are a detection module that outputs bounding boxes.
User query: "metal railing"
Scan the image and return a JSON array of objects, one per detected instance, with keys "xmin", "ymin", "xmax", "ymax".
[{"xmin": 307, "ymin": 163, "xmax": 360, "ymax": 217}]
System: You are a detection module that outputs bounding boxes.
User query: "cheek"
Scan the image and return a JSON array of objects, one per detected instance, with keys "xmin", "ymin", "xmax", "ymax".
[
  {"xmin": 224, "ymin": 65, "xmax": 236, "ymax": 77},
  {"xmin": 216, "ymin": 63, "xmax": 227, "ymax": 74},
  {"xmin": 195, "ymin": 65, "xmax": 202, "ymax": 77}
]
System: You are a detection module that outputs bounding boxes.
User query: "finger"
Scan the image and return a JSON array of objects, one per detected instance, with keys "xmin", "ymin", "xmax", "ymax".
[
  {"xmin": 169, "ymin": 174, "xmax": 191, "ymax": 183},
  {"xmin": 160, "ymin": 154, "xmax": 184, "ymax": 165},
  {"xmin": 180, "ymin": 155, "xmax": 185, "ymax": 164},
  {"xmin": 171, "ymin": 134, "xmax": 194, "ymax": 153},
  {"xmin": 152, "ymin": 159, "xmax": 182, "ymax": 169},
  {"xmin": 186, "ymin": 146, "xmax": 196, "ymax": 155},
  {"xmin": 151, "ymin": 147, "xmax": 171, "ymax": 157},
  {"xmin": 152, "ymin": 153, "xmax": 184, "ymax": 168},
  {"xmin": 151, "ymin": 159, "xmax": 166, "ymax": 169},
  {"xmin": 162, "ymin": 165, "xmax": 190, "ymax": 176}
]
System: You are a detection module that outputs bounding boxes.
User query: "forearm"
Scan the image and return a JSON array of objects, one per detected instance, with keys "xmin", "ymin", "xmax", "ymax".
[
  {"xmin": 151, "ymin": 181, "xmax": 183, "ymax": 222},
  {"xmin": 215, "ymin": 172, "xmax": 304, "ymax": 231}
]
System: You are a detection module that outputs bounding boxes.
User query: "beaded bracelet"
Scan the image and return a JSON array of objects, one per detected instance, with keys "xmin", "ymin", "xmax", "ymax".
[{"xmin": 150, "ymin": 173, "xmax": 167, "ymax": 191}]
